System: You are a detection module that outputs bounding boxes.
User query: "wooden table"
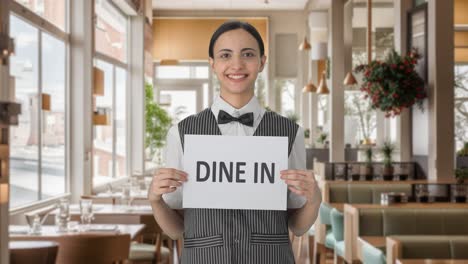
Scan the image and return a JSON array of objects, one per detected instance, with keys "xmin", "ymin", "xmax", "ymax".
[
  {"xmin": 357, "ymin": 236, "xmax": 386, "ymax": 262},
  {"xmin": 344, "ymin": 203, "xmax": 468, "ymax": 263},
  {"xmin": 9, "ymin": 224, "xmax": 145, "ymax": 240},
  {"xmin": 397, "ymin": 260, "xmax": 468, "ymax": 264},
  {"xmin": 48, "ymin": 204, "xmax": 154, "ymax": 225}
]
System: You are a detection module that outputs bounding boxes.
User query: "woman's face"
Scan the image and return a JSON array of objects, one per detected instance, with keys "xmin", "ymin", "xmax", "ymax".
[{"xmin": 210, "ymin": 29, "xmax": 267, "ymax": 99}]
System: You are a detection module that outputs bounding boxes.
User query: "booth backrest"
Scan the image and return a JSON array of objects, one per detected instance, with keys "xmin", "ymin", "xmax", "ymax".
[
  {"xmin": 328, "ymin": 183, "xmax": 413, "ymax": 204},
  {"xmin": 393, "ymin": 236, "xmax": 468, "ymax": 259},
  {"xmin": 359, "ymin": 209, "xmax": 468, "ymax": 236}
]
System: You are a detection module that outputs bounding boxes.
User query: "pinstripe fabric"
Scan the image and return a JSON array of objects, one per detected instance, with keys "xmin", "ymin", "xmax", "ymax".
[{"xmin": 178, "ymin": 108, "xmax": 299, "ymax": 264}]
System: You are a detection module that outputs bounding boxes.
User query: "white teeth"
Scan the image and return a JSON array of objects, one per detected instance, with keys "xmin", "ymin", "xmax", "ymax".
[{"xmin": 228, "ymin": 74, "xmax": 247, "ymax": 80}]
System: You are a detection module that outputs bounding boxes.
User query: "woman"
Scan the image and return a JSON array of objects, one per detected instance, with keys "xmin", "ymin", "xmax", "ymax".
[{"xmin": 149, "ymin": 20, "xmax": 321, "ymax": 264}]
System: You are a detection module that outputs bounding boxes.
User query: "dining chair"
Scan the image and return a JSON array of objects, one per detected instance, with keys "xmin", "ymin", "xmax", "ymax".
[
  {"xmin": 16, "ymin": 233, "xmax": 131, "ymax": 264},
  {"xmin": 9, "ymin": 241, "xmax": 59, "ymax": 264},
  {"xmin": 129, "ymin": 215, "xmax": 171, "ymax": 264}
]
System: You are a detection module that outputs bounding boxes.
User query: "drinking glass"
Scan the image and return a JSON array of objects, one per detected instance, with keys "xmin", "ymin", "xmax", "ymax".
[
  {"xmin": 79, "ymin": 199, "xmax": 94, "ymax": 230},
  {"xmin": 120, "ymin": 184, "xmax": 132, "ymax": 209},
  {"xmin": 56, "ymin": 198, "xmax": 70, "ymax": 232}
]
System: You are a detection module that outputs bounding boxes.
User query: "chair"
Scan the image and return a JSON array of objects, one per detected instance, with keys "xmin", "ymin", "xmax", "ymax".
[
  {"xmin": 24, "ymin": 205, "xmax": 57, "ymax": 226},
  {"xmin": 129, "ymin": 215, "xmax": 171, "ymax": 264},
  {"xmin": 15, "ymin": 233, "xmax": 131, "ymax": 264},
  {"xmin": 314, "ymin": 203, "xmax": 335, "ymax": 264},
  {"xmin": 9, "ymin": 241, "xmax": 59, "ymax": 264}
]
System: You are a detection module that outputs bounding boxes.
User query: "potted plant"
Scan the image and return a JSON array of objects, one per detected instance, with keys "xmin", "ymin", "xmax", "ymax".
[
  {"xmin": 453, "ymin": 168, "xmax": 468, "ymax": 203},
  {"xmin": 381, "ymin": 141, "xmax": 395, "ymax": 181},
  {"xmin": 360, "ymin": 148, "xmax": 374, "ymax": 181},
  {"xmin": 456, "ymin": 142, "xmax": 468, "ymax": 168},
  {"xmin": 455, "ymin": 167, "xmax": 468, "ymax": 184},
  {"xmin": 354, "ymin": 49, "xmax": 426, "ymax": 118},
  {"xmin": 316, "ymin": 132, "xmax": 328, "ymax": 148},
  {"xmin": 145, "ymin": 83, "xmax": 172, "ymax": 165}
]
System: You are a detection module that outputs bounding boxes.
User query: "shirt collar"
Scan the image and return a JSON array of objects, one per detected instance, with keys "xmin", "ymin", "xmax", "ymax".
[{"xmin": 211, "ymin": 95, "xmax": 264, "ymax": 121}]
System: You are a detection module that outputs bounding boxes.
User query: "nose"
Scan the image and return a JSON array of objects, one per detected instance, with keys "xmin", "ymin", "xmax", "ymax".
[{"xmin": 230, "ymin": 54, "xmax": 244, "ymax": 70}]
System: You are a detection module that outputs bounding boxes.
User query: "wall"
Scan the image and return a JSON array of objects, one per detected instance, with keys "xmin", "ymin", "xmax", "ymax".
[{"xmin": 153, "ymin": 9, "xmax": 308, "ymax": 110}]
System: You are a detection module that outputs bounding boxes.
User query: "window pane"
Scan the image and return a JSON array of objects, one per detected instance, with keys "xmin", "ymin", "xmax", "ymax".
[
  {"xmin": 195, "ymin": 66, "xmax": 209, "ymax": 79},
  {"xmin": 15, "ymin": 0, "xmax": 66, "ymax": 31},
  {"xmin": 95, "ymin": 0, "xmax": 127, "ymax": 62},
  {"xmin": 276, "ymin": 79, "xmax": 295, "ymax": 117},
  {"xmin": 455, "ymin": 65, "xmax": 468, "ymax": 151},
  {"xmin": 41, "ymin": 32, "xmax": 66, "ymax": 197},
  {"xmin": 115, "ymin": 67, "xmax": 127, "ymax": 178},
  {"xmin": 156, "ymin": 66, "xmax": 190, "ymax": 79},
  {"xmin": 344, "ymin": 91, "xmax": 377, "ymax": 146},
  {"xmin": 94, "ymin": 60, "xmax": 114, "ymax": 185},
  {"xmin": 9, "ymin": 15, "xmax": 39, "ymax": 207},
  {"xmin": 160, "ymin": 90, "xmax": 197, "ymax": 124}
]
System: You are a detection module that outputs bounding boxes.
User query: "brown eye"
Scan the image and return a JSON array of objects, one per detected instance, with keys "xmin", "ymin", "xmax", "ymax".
[
  {"xmin": 243, "ymin": 52, "xmax": 255, "ymax": 57},
  {"xmin": 219, "ymin": 53, "xmax": 231, "ymax": 59}
]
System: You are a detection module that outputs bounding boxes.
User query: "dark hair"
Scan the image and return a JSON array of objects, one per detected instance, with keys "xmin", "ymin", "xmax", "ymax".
[{"xmin": 208, "ymin": 20, "xmax": 265, "ymax": 59}]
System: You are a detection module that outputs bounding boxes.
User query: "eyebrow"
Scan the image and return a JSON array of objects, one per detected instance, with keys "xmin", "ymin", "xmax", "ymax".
[{"xmin": 216, "ymin": 48, "xmax": 257, "ymax": 54}]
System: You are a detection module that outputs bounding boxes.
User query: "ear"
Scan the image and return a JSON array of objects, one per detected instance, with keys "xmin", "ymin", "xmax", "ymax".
[
  {"xmin": 209, "ymin": 57, "xmax": 215, "ymax": 72},
  {"xmin": 258, "ymin": 55, "xmax": 267, "ymax": 72}
]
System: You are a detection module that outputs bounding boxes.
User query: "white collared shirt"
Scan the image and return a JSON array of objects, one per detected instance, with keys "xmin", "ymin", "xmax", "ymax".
[{"xmin": 162, "ymin": 95, "xmax": 307, "ymax": 208}]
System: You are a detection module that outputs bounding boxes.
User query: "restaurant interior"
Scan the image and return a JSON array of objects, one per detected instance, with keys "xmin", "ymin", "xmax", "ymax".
[{"xmin": 0, "ymin": 0, "xmax": 467, "ymax": 263}]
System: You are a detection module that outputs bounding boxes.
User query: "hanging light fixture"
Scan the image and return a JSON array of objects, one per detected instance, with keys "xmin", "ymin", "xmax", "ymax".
[
  {"xmin": 344, "ymin": 0, "xmax": 373, "ymax": 87},
  {"xmin": 343, "ymin": 71, "xmax": 358, "ymax": 86},
  {"xmin": 317, "ymin": 71, "xmax": 329, "ymax": 94},
  {"xmin": 302, "ymin": 81, "xmax": 317, "ymax": 93},
  {"xmin": 299, "ymin": 37, "xmax": 311, "ymax": 51}
]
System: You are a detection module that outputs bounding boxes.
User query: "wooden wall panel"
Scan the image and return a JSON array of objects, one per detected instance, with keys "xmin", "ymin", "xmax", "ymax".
[
  {"xmin": 455, "ymin": 0, "xmax": 468, "ymax": 25},
  {"xmin": 152, "ymin": 18, "xmax": 268, "ymax": 61}
]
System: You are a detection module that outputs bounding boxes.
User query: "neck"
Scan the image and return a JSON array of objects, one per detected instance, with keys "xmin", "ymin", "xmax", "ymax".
[{"xmin": 220, "ymin": 91, "xmax": 254, "ymax": 109}]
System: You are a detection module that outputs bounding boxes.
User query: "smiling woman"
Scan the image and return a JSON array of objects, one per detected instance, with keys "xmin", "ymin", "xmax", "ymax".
[{"xmin": 149, "ymin": 20, "xmax": 321, "ymax": 264}]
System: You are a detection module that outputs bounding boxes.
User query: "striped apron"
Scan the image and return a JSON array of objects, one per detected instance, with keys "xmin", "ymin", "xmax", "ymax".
[{"xmin": 178, "ymin": 108, "xmax": 299, "ymax": 264}]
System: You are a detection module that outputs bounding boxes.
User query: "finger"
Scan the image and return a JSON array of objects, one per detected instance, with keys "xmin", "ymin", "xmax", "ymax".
[
  {"xmin": 154, "ymin": 171, "xmax": 188, "ymax": 181},
  {"xmin": 156, "ymin": 168, "xmax": 188, "ymax": 178},
  {"xmin": 281, "ymin": 171, "xmax": 315, "ymax": 182},
  {"xmin": 157, "ymin": 186, "xmax": 177, "ymax": 194},
  {"xmin": 288, "ymin": 186, "xmax": 305, "ymax": 196},
  {"xmin": 156, "ymin": 179, "xmax": 182, "ymax": 188},
  {"xmin": 284, "ymin": 179, "xmax": 311, "ymax": 189},
  {"xmin": 281, "ymin": 170, "xmax": 312, "ymax": 179}
]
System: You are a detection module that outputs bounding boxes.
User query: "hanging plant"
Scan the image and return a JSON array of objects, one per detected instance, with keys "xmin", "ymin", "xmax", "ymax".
[{"xmin": 354, "ymin": 49, "xmax": 426, "ymax": 117}]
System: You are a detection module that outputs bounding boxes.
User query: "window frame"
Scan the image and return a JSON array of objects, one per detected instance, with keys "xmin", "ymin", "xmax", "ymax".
[
  {"xmin": 9, "ymin": 0, "xmax": 71, "ymax": 210},
  {"xmin": 92, "ymin": 0, "xmax": 131, "ymax": 188}
]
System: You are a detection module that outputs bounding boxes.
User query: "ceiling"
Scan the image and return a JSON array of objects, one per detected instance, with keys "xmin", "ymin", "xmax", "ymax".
[{"xmin": 152, "ymin": 0, "xmax": 309, "ymax": 11}]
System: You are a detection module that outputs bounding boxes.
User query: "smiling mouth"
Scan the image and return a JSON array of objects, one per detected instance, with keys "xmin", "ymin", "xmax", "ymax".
[{"xmin": 226, "ymin": 74, "xmax": 248, "ymax": 81}]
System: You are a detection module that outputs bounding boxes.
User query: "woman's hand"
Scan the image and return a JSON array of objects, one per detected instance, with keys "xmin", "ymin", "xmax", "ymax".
[
  {"xmin": 280, "ymin": 169, "xmax": 318, "ymax": 203},
  {"xmin": 148, "ymin": 168, "xmax": 188, "ymax": 202}
]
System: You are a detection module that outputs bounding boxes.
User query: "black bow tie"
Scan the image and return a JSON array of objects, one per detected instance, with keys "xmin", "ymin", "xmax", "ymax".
[{"xmin": 217, "ymin": 110, "xmax": 254, "ymax": 127}]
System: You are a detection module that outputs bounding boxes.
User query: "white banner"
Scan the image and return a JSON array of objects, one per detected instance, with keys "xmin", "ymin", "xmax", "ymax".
[{"xmin": 183, "ymin": 135, "xmax": 288, "ymax": 210}]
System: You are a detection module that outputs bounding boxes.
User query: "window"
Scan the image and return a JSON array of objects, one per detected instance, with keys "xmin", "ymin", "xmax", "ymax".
[
  {"xmin": 15, "ymin": 0, "xmax": 66, "ymax": 30},
  {"xmin": 275, "ymin": 79, "xmax": 296, "ymax": 118},
  {"xmin": 9, "ymin": 14, "xmax": 67, "ymax": 208},
  {"xmin": 344, "ymin": 91, "xmax": 377, "ymax": 146},
  {"xmin": 151, "ymin": 63, "xmax": 210, "ymax": 169},
  {"xmin": 349, "ymin": 1, "xmax": 395, "ymax": 147},
  {"xmin": 93, "ymin": 60, "xmax": 128, "ymax": 185},
  {"xmin": 93, "ymin": 0, "xmax": 129, "ymax": 187},
  {"xmin": 95, "ymin": 0, "xmax": 127, "ymax": 62},
  {"xmin": 455, "ymin": 65, "xmax": 468, "ymax": 151}
]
